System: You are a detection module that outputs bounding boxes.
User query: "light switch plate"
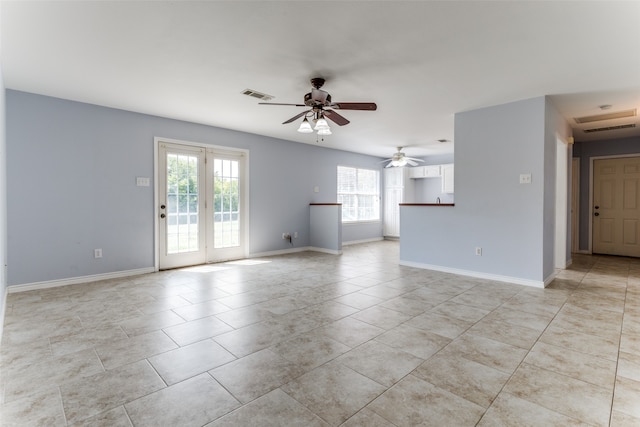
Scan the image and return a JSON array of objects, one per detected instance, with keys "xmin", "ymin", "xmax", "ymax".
[
  {"xmin": 136, "ymin": 177, "xmax": 150, "ymax": 187},
  {"xmin": 519, "ymin": 174, "xmax": 532, "ymax": 184}
]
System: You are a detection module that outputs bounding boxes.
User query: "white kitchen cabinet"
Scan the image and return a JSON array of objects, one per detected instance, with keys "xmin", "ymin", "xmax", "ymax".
[
  {"xmin": 409, "ymin": 165, "xmax": 440, "ymax": 178},
  {"xmin": 383, "ymin": 167, "xmax": 414, "ymax": 237},
  {"xmin": 441, "ymin": 163, "xmax": 454, "ymax": 193}
]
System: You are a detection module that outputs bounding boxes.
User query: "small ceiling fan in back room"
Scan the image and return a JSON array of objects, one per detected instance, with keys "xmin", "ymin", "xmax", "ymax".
[
  {"xmin": 259, "ymin": 77, "xmax": 377, "ymax": 136},
  {"xmin": 380, "ymin": 147, "xmax": 425, "ymax": 168}
]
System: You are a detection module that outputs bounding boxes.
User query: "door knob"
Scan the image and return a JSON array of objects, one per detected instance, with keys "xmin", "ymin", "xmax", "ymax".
[
  {"xmin": 161, "ymin": 204, "xmax": 166, "ymax": 209},
  {"xmin": 594, "ymin": 205, "xmax": 599, "ymax": 209},
  {"xmin": 594, "ymin": 212, "xmax": 600, "ymax": 216},
  {"xmin": 160, "ymin": 213, "xmax": 166, "ymax": 219}
]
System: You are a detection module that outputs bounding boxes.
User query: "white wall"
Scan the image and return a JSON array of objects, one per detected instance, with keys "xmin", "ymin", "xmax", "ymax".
[
  {"xmin": 6, "ymin": 90, "xmax": 383, "ymax": 286},
  {"xmin": 400, "ymin": 96, "xmax": 566, "ymax": 286}
]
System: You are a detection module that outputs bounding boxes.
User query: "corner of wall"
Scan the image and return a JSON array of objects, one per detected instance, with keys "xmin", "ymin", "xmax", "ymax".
[{"xmin": 0, "ymin": 15, "xmax": 7, "ymax": 340}]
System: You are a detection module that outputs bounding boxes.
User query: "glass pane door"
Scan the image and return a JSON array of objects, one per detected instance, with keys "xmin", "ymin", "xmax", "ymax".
[
  {"xmin": 159, "ymin": 143, "xmax": 206, "ymax": 269},
  {"xmin": 167, "ymin": 153, "xmax": 200, "ymax": 253},
  {"xmin": 207, "ymin": 150, "xmax": 246, "ymax": 262},
  {"xmin": 213, "ymin": 158, "xmax": 240, "ymax": 248}
]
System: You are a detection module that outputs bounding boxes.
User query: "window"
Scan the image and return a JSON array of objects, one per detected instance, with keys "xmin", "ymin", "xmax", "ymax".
[{"xmin": 337, "ymin": 166, "xmax": 380, "ymax": 222}]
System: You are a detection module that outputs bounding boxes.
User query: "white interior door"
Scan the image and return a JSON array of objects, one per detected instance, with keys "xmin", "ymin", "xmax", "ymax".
[
  {"xmin": 158, "ymin": 143, "xmax": 206, "ymax": 269},
  {"xmin": 593, "ymin": 156, "xmax": 640, "ymax": 257}
]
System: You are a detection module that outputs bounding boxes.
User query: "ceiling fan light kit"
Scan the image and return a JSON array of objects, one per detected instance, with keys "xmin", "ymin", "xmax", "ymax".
[
  {"xmin": 260, "ymin": 78, "xmax": 377, "ymax": 138},
  {"xmin": 381, "ymin": 147, "xmax": 425, "ymax": 168},
  {"xmin": 297, "ymin": 117, "xmax": 313, "ymax": 133}
]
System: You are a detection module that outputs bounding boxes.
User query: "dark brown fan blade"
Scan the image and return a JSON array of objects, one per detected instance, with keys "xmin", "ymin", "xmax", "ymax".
[
  {"xmin": 259, "ymin": 102, "xmax": 307, "ymax": 107},
  {"xmin": 282, "ymin": 110, "xmax": 311, "ymax": 124},
  {"xmin": 331, "ymin": 102, "xmax": 377, "ymax": 111},
  {"xmin": 324, "ymin": 109, "xmax": 350, "ymax": 126}
]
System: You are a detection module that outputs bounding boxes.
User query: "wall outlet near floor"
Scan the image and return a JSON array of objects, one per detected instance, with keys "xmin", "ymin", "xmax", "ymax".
[
  {"xmin": 94, "ymin": 248, "xmax": 103, "ymax": 258},
  {"xmin": 294, "ymin": 232, "xmax": 298, "ymax": 239},
  {"xmin": 475, "ymin": 247, "xmax": 482, "ymax": 256}
]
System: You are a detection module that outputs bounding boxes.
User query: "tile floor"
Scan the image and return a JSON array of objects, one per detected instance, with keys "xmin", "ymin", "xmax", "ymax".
[{"xmin": 1, "ymin": 241, "xmax": 639, "ymax": 426}]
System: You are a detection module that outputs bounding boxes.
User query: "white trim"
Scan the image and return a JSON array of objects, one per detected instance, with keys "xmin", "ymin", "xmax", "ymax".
[
  {"xmin": 249, "ymin": 246, "xmax": 313, "ymax": 258},
  {"xmin": 7, "ymin": 267, "xmax": 155, "ymax": 293},
  {"xmin": 342, "ymin": 237, "xmax": 384, "ymax": 246},
  {"xmin": 399, "ymin": 260, "xmax": 547, "ymax": 288},
  {"xmin": 0, "ymin": 286, "xmax": 7, "ymax": 344},
  {"xmin": 308, "ymin": 247, "xmax": 343, "ymax": 255},
  {"xmin": 571, "ymin": 157, "xmax": 580, "ymax": 253}
]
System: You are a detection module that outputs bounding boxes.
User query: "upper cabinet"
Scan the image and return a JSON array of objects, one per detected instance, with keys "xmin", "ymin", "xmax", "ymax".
[
  {"xmin": 409, "ymin": 165, "xmax": 441, "ymax": 179},
  {"xmin": 441, "ymin": 163, "xmax": 454, "ymax": 193},
  {"xmin": 407, "ymin": 163, "xmax": 454, "ymax": 194}
]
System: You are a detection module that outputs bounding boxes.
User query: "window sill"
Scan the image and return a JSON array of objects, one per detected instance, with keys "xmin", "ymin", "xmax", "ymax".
[{"xmin": 342, "ymin": 220, "xmax": 382, "ymax": 226}]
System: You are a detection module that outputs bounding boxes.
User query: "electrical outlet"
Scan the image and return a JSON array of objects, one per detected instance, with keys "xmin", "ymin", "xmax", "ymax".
[
  {"xmin": 519, "ymin": 173, "xmax": 532, "ymax": 184},
  {"xmin": 475, "ymin": 247, "xmax": 482, "ymax": 256},
  {"xmin": 94, "ymin": 248, "xmax": 103, "ymax": 258},
  {"xmin": 294, "ymin": 232, "xmax": 298, "ymax": 239},
  {"xmin": 282, "ymin": 233, "xmax": 291, "ymax": 240}
]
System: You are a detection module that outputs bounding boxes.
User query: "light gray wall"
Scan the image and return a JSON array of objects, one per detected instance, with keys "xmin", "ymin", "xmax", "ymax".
[
  {"xmin": 573, "ymin": 136, "xmax": 640, "ymax": 251},
  {"xmin": 6, "ymin": 90, "xmax": 383, "ymax": 286},
  {"xmin": 0, "ymin": 46, "xmax": 7, "ymax": 334},
  {"xmin": 401, "ymin": 96, "xmax": 563, "ymax": 284}
]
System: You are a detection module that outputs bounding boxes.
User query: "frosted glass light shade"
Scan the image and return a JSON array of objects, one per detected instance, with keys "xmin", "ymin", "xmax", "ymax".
[
  {"xmin": 297, "ymin": 118, "xmax": 313, "ymax": 133},
  {"xmin": 314, "ymin": 118, "xmax": 330, "ymax": 130}
]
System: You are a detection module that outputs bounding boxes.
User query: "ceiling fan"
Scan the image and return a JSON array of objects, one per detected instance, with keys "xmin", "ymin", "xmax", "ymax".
[
  {"xmin": 259, "ymin": 77, "xmax": 377, "ymax": 135},
  {"xmin": 380, "ymin": 147, "xmax": 425, "ymax": 168}
]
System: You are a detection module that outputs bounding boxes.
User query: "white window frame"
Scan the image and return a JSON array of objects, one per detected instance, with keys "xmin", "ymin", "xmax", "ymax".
[{"xmin": 337, "ymin": 165, "xmax": 381, "ymax": 223}]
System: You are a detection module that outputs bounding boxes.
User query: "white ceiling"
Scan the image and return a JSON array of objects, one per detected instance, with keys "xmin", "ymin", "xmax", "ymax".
[{"xmin": 2, "ymin": 1, "xmax": 639, "ymax": 158}]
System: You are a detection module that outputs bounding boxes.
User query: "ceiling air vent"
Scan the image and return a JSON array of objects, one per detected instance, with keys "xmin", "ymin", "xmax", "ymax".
[
  {"xmin": 583, "ymin": 123, "xmax": 636, "ymax": 133},
  {"xmin": 242, "ymin": 89, "xmax": 274, "ymax": 101},
  {"xmin": 574, "ymin": 109, "xmax": 636, "ymax": 124}
]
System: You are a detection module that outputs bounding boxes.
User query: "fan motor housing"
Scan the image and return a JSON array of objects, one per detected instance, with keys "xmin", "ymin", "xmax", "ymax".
[{"xmin": 304, "ymin": 92, "xmax": 331, "ymax": 107}]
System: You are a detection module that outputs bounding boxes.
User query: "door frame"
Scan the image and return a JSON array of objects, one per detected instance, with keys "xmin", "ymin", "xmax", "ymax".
[
  {"xmin": 153, "ymin": 137, "xmax": 250, "ymax": 271},
  {"xmin": 571, "ymin": 157, "xmax": 579, "ymax": 253},
  {"xmin": 588, "ymin": 153, "xmax": 640, "ymax": 254}
]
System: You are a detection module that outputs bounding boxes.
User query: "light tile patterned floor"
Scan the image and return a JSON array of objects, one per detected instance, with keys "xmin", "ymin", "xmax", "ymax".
[{"xmin": 1, "ymin": 241, "xmax": 639, "ymax": 426}]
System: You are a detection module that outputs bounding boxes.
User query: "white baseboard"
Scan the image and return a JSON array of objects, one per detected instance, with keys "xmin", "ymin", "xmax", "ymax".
[
  {"xmin": 308, "ymin": 247, "xmax": 343, "ymax": 255},
  {"xmin": 249, "ymin": 246, "xmax": 312, "ymax": 258},
  {"xmin": 7, "ymin": 267, "xmax": 155, "ymax": 293},
  {"xmin": 399, "ymin": 260, "xmax": 546, "ymax": 288},
  {"xmin": 0, "ymin": 286, "xmax": 7, "ymax": 344},
  {"xmin": 342, "ymin": 237, "xmax": 384, "ymax": 246}
]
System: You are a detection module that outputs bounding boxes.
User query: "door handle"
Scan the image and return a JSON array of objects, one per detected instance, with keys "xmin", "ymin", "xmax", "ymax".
[
  {"xmin": 160, "ymin": 213, "xmax": 166, "ymax": 219},
  {"xmin": 161, "ymin": 204, "xmax": 166, "ymax": 210},
  {"xmin": 594, "ymin": 212, "xmax": 599, "ymax": 216},
  {"xmin": 594, "ymin": 205, "xmax": 599, "ymax": 210}
]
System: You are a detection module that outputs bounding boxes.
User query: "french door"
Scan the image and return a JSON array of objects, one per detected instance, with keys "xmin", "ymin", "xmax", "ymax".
[{"xmin": 158, "ymin": 142, "xmax": 247, "ymax": 270}]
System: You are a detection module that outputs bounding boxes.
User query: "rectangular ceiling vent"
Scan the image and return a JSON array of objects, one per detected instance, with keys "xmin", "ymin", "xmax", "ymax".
[
  {"xmin": 242, "ymin": 89, "xmax": 274, "ymax": 101},
  {"xmin": 583, "ymin": 123, "xmax": 636, "ymax": 133},
  {"xmin": 574, "ymin": 109, "xmax": 637, "ymax": 124}
]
